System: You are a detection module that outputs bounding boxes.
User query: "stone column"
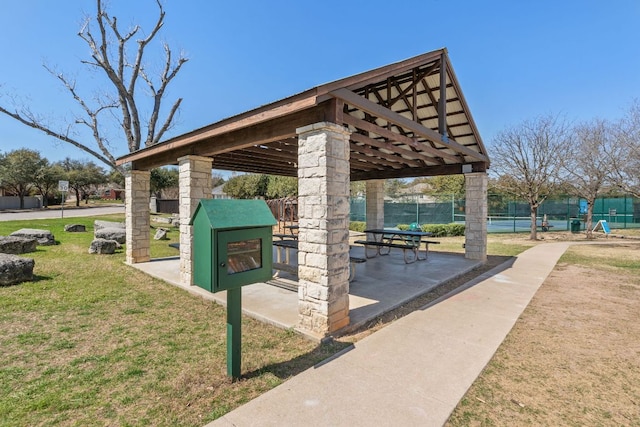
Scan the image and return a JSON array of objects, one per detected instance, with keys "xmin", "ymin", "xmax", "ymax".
[
  {"xmin": 464, "ymin": 172, "xmax": 487, "ymax": 261},
  {"xmin": 365, "ymin": 180, "xmax": 385, "ymax": 230},
  {"xmin": 178, "ymin": 155, "xmax": 213, "ymax": 287},
  {"xmin": 297, "ymin": 122, "xmax": 351, "ymax": 338},
  {"xmin": 125, "ymin": 170, "xmax": 151, "ymax": 264}
]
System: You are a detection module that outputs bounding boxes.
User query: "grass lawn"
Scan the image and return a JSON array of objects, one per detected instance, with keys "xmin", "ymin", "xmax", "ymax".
[
  {"xmin": 0, "ymin": 215, "xmax": 346, "ymax": 426},
  {"xmin": 3, "ymin": 216, "xmax": 637, "ymax": 426}
]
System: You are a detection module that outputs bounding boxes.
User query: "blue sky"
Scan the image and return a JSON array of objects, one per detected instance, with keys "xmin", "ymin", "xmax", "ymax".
[{"xmin": 1, "ymin": 0, "xmax": 639, "ymax": 175}]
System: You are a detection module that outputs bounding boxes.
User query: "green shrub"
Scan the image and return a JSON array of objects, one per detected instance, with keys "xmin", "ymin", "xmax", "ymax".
[
  {"xmin": 396, "ymin": 223, "xmax": 466, "ymax": 237},
  {"xmin": 349, "ymin": 221, "xmax": 367, "ymax": 232}
]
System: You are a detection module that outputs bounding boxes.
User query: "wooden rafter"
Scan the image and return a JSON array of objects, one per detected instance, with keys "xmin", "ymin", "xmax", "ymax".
[
  {"xmin": 343, "ymin": 114, "xmax": 456, "ymax": 163},
  {"xmin": 331, "ymin": 88, "xmax": 488, "ymax": 162}
]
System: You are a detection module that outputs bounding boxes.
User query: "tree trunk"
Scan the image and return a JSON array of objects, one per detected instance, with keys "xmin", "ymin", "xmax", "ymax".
[
  {"xmin": 74, "ymin": 188, "xmax": 81, "ymax": 207},
  {"xmin": 585, "ymin": 200, "xmax": 594, "ymax": 239},
  {"xmin": 530, "ymin": 205, "xmax": 538, "ymax": 240}
]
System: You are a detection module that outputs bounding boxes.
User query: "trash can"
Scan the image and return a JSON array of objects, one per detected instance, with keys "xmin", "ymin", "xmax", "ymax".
[{"xmin": 570, "ymin": 219, "xmax": 581, "ymax": 233}]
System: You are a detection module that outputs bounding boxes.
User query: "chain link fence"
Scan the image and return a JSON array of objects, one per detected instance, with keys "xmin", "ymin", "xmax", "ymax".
[{"xmin": 350, "ymin": 194, "xmax": 640, "ymax": 233}]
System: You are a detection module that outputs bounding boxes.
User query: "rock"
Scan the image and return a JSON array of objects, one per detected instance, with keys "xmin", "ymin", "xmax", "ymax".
[
  {"xmin": 64, "ymin": 224, "xmax": 86, "ymax": 232},
  {"xmin": 0, "ymin": 236, "xmax": 37, "ymax": 254},
  {"xmin": 88, "ymin": 238, "xmax": 119, "ymax": 254},
  {"xmin": 154, "ymin": 228, "xmax": 168, "ymax": 240},
  {"xmin": 94, "ymin": 227, "xmax": 126, "ymax": 244},
  {"xmin": 94, "ymin": 220, "xmax": 125, "ymax": 231},
  {"xmin": 10, "ymin": 228, "xmax": 55, "ymax": 246},
  {"xmin": 152, "ymin": 216, "xmax": 172, "ymax": 224},
  {"xmin": 0, "ymin": 253, "xmax": 35, "ymax": 286}
]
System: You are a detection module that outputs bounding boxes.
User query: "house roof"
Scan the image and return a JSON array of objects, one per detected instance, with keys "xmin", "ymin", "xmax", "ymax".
[{"xmin": 116, "ymin": 48, "xmax": 489, "ymax": 181}]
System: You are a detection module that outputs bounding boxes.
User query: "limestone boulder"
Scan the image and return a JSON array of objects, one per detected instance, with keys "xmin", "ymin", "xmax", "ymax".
[
  {"xmin": 94, "ymin": 220, "xmax": 125, "ymax": 231},
  {"xmin": 152, "ymin": 216, "xmax": 172, "ymax": 224},
  {"xmin": 153, "ymin": 228, "xmax": 168, "ymax": 240},
  {"xmin": 64, "ymin": 224, "xmax": 86, "ymax": 232},
  {"xmin": 89, "ymin": 238, "xmax": 119, "ymax": 254},
  {"xmin": 0, "ymin": 236, "xmax": 37, "ymax": 254},
  {"xmin": 0, "ymin": 253, "xmax": 35, "ymax": 286},
  {"xmin": 10, "ymin": 228, "xmax": 55, "ymax": 246},
  {"xmin": 94, "ymin": 227, "xmax": 126, "ymax": 244}
]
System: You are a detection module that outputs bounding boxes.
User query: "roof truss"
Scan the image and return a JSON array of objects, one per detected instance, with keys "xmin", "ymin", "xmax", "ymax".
[{"xmin": 117, "ymin": 48, "xmax": 489, "ymax": 180}]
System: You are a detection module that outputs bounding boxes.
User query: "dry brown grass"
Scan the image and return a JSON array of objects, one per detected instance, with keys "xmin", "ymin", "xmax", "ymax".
[{"xmin": 446, "ymin": 241, "xmax": 640, "ymax": 426}]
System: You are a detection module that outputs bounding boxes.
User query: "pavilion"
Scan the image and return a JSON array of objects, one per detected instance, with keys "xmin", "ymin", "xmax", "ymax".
[{"xmin": 116, "ymin": 47, "xmax": 490, "ymax": 339}]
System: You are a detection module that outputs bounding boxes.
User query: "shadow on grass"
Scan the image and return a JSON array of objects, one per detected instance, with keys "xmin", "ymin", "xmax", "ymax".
[
  {"xmin": 242, "ymin": 340, "xmax": 354, "ymax": 381},
  {"xmin": 31, "ymin": 274, "xmax": 53, "ymax": 282}
]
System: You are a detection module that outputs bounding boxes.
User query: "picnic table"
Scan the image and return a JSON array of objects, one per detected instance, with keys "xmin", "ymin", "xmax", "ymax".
[
  {"xmin": 538, "ymin": 222, "xmax": 554, "ymax": 232},
  {"xmin": 354, "ymin": 228, "xmax": 439, "ymax": 264}
]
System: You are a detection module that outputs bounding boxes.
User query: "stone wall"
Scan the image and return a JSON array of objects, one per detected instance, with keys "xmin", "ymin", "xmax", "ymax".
[
  {"xmin": 296, "ymin": 122, "xmax": 351, "ymax": 337},
  {"xmin": 178, "ymin": 155, "xmax": 213, "ymax": 287},
  {"xmin": 464, "ymin": 172, "xmax": 487, "ymax": 261},
  {"xmin": 365, "ymin": 180, "xmax": 385, "ymax": 230},
  {"xmin": 125, "ymin": 170, "xmax": 151, "ymax": 264}
]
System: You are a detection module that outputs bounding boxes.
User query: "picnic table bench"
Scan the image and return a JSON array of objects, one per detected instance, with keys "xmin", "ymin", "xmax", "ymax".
[
  {"xmin": 273, "ymin": 233, "xmax": 298, "ymax": 240},
  {"xmin": 272, "ymin": 238, "xmax": 365, "ymax": 281},
  {"xmin": 537, "ymin": 223, "xmax": 554, "ymax": 232},
  {"xmin": 354, "ymin": 229, "xmax": 439, "ymax": 264}
]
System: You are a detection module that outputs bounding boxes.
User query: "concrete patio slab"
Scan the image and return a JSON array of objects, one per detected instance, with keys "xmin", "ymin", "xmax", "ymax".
[{"xmin": 129, "ymin": 246, "xmax": 483, "ymax": 339}]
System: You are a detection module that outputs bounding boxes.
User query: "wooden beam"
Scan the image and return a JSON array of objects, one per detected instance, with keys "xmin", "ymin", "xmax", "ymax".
[
  {"xmin": 438, "ymin": 53, "xmax": 448, "ymax": 139},
  {"xmin": 343, "ymin": 114, "xmax": 455, "ymax": 163},
  {"xmin": 350, "ymin": 154, "xmax": 385, "ymax": 167},
  {"xmin": 351, "ymin": 161, "xmax": 487, "ymax": 181},
  {"xmin": 350, "ymin": 133, "xmax": 430, "ymax": 167},
  {"xmin": 316, "ymin": 49, "xmax": 445, "ymax": 99},
  {"xmin": 331, "ymin": 88, "xmax": 487, "ymax": 162},
  {"xmin": 129, "ymin": 106, "xmax": 327, "ymax": 170},
  {"xmin": 118, "ymin": 95, "xmax": 320, "ymax": 166}
]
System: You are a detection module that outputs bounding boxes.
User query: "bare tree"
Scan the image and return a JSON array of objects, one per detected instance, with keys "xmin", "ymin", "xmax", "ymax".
[
  {"xmin": 0, "ymin": 0, "xmax": 188, "ymax": 171},
  {"xmin": 609, "ymin": 99, "xmax": 640, "ymax": 198},
  {"xmin": 490, "ymin": 114, "xmax": 570, "ymax": 240},
  {"xmin": 562, "ymin": 120, "xmax": 613, "ymax": 238}
]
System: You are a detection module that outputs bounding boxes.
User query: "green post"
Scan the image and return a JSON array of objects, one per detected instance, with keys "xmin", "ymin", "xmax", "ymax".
[{"xmin": 227, "ymin": 287, "xmax": 242, "ymax": 379}]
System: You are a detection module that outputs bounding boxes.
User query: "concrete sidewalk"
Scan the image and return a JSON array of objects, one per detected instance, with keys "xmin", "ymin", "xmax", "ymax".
[{"xmin": 208, "ymin": 242, "xmax": 572, "ymax": 427}]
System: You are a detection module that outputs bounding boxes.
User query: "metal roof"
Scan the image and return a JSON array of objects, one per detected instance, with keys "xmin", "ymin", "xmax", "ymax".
[{"xmin": 116, "ymin": 48, "xmax": 489, "ymax": 180}]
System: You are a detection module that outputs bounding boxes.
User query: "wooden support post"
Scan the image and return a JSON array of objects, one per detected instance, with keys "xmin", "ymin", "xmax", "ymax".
[{"xmin": 438, "ymin": 52, "xmax": 448, "ymax": 141}]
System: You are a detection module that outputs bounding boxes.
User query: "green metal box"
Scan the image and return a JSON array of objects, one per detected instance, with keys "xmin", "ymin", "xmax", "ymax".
[{"xmin": 189, "ymin": 199, "xmax": 276, "ymax": 293}]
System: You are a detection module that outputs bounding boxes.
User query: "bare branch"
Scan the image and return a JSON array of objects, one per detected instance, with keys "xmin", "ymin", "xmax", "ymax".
[
  {"xmin": 42, "ymin": 64, "xmax": 119, "ymax": 162},
  {"xmin": 153, "ymin": 97, "xmax": 182, "ymax": 146},
  {"xmin": 0, "ymin": 104, "xmax": 115, "ymax": 167},
  {"xmin": 128, "ymin": 0, "xmax": 165, "ymax": 95},
  {"xmin": 3, "ymin": 0, "xmax": 187, "ymax": 169},
  {"xmin": 145, "ymin": 43, "xmax": 188, "ymax": 145}
]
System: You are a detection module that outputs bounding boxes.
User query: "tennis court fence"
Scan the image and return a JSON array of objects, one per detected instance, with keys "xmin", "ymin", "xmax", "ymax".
[{"xmin": 350, "ymin": 194, "xmax": 640, "ymax": 233}]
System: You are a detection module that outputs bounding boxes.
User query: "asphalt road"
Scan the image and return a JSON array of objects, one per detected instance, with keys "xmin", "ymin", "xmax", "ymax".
[{"xmin": 0, "ymin": 205, "xmax": 125, "ymax": 221}]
